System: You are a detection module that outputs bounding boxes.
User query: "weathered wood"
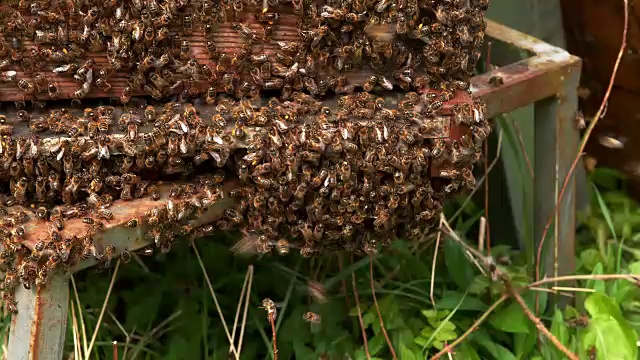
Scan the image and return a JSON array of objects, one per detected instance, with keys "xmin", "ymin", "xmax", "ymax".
[{"xmin": 0, "ymin": 5, "xmax": 433, "ymax": 102}]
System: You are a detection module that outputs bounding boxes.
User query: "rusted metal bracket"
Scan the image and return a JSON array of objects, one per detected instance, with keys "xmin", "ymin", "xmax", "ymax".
[{"xmin": 5, "ymin": 20, "xmax": 582, "ymax": 360}]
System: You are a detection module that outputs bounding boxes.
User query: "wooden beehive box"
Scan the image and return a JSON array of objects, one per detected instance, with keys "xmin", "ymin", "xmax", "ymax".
[{"xmin": 0, "ymin": 0, "xmax": 491, "ymax": 299}]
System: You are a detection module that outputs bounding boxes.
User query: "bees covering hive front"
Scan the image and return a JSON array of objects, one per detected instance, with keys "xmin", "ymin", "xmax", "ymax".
[{"xmin": 0, "ymin": 0, "xmax": 490, "ymax": 311}]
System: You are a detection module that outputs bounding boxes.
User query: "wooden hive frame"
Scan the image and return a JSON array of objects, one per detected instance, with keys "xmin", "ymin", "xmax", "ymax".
[{"xmin": 0, "ymin": 2, "xmax": 474, "ymax": 102}]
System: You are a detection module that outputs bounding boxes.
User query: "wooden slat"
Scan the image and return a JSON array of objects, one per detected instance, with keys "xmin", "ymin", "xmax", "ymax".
[
  {"xmin": 0, "ymin": 20, "xmax": 303, "ymax": 101},
  {"xmin": 0, "ymin": 2, "xmax": 477, "ymax": 102}
]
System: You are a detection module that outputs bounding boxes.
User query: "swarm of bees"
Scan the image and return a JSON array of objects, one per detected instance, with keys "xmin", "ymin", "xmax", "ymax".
[
  {"xmin": 229, "ymin": 91, "xmax": 489, "ymax": 256},
  {"xmin": 0, "ymin": 0, "xmax": 491, "ymax": 313},
  {"xmin": 0, "ymin": 0, "xmax": 487, "ymax": 101}
]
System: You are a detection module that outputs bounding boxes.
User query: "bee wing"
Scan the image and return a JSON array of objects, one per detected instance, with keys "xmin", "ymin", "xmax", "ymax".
[
  {"xmin": 56, "ymin": 147, "xmax": 65, "ymax": 161},
  {"xmin": 598, "ymin": 135, "xmax": 624, "ymax": 149},
  {"xmin": 307, "ymin": 280, "xmax": 327, "ymax": 304},
  {"xmin": 364, "ymin": 24, "xmax": 395, "ymax": 41}
]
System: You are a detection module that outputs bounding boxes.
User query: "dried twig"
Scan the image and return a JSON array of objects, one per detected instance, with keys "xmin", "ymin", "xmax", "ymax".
[
  {"xmin": 369, "ymin": 257, "xmax": 397, "ymax": 359},
  {"xmin": 535, "ymin": 0, "xmax": 629, "ymax": 308},
  {"xmin": 112, "ymin": 341, "xmax": 118, "ymax": 360},
  {"xmin": 484, "ymin": 141, "xmax": 492, "ymax": 254},
  {"xmin": 438, "ymin": 216, "xmax": 579, "ymax": 359},
  {"xmin": 85, "ymin": 260, "xmax": 121, "ymax": 360},
  {"xmin": 237, "ymin": 266, "xmax": 254, "ymax": 357},
  {"xmin": 71, "ymin": 276, "xmax": 88, "ymax": 356},
  {"xmin": 512, "ymin": 120, "xmax": 534, "ymax": 179},
  {"xmin": 122, "ymin": 325, "xmax": 135, "ymax": 360},
  {"xmin": 528, "ymin": 274, "xmax": 636, "ymax": 288},
  {"xmin": 430, "ymin": 216, "xmax": 444, "ymax": 308},
  {"xmin": 191, "ymin": 240, "xmax": 239, "ymax": 358},
  {"xmin": 478, "ymin": 217, "xmax": 487, "ymax": 252},
  {"xmin": 269, "ymin": 313, "xmax": 278, "ymax": 360},
  {"xmin": 551, "ymin": 286, "xmax": 594, "ymax": 293},
  {"xmin": 351, "ymin": 256, "xmax": 371, "ymax": 360},
  {"xmin": 70, "ymin": 301, "xmax": 81, "ymax": 360},
  {"xmin": 505, "ymin": 283, "xmax": 578, "ymax": 360},
  {"xmin": 230, "ymin": 266, "xmax": 253, "ymax": 360},
  {"xmin": 430, "ymin": 295, "xmax": 508, "ymax": 360}
]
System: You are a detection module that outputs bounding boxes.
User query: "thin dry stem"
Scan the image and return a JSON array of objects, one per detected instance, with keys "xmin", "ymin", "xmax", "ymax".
[
  {"xmin": 466, "ymin": 249, "xmax": 488, "ymax": 277},
  {"xmin": 230, "ymin": 266, "xmax": 252, "ymax": 360},
  {"xmin": 128, "ymin": 311, "xmax": 182, "ymax": 360},
  {"xmin": 529, "ymin": 274, "xmax": 636, "ymax": 289},
  {"xmin": 191, "ymin": 240, "xmax": 239, "ymax": 358},
  {"xmin": 122, "ymin": 325, "xmax": 135, "ymax": 360},
  {"xmin": 478, "ymin": 216, "xmax": 487, "ymax": 252},
  {"xmin": 484, "ymin": 141, "xmax": 491, "ymax": 254},
  {"xmin": 237, "ymin": 266, "xmax": 254, "ymax": 357},
  {"xmin": 85, "ymin": 260, "xmax": 121, "ymax": 360},
  {"xmin": 512, "ymin": 120, "xmax": 534, "ymax": 179},
  {"xmin": 431, "ymin": 295, "xmax": 508, "ymax": 360},
  {"xmin": 108, "ymin": 312, "xmax": 129, "ymax": 338},
  {"xmin": 269, "ymin": 315, "xmax": 278, "ymax": 360},
  {"xmin": 430, "ymin": 217, "xmax": 444, "ymax": 308},
  {"xmin": 351, "ymin": 256, "xmax": 371, "ymax": 360},
  {"xmin": 551, "ymin": 286, "xmax": 595, "ymax": 293},
  {"xmin": 535, "ymin": 0, "xmax": 629, "ymax": 307},
  {"xmin": 440, "ymin": 213, "xmax": 486, "ymax": 262},
  {"xmin": 71, "ymin": 276, "xmax": 88, "ymax": 356},
  {"xmin": 369, "ymin": 257, "xmax": 397, "ymax": 359},
  {"xmin": 529, "ymin": 287, "xmax": 575, "ymax": 298},
  {"xmin": 131, "ymin": 252, "xmax": 150, "ymax": 273},
  {"xmin": 439, "ymin": 216, "xmax": 578, "ymax": 360},
  {"xmin": 70, "ymin": 300, "xmax": 81, "ymax": 360},
  {"xmin": 112, "ymin": 341, "xmax": 118, "ymax": 360},
  {"xmin": 506, "ymin": 283, "xmax": 578, "ymax": 360}
]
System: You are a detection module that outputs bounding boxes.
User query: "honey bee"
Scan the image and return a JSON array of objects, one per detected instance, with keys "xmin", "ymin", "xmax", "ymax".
[
  {"xmin": 120, "ymin": 86, "xmax": 132, "ymax": 104},
  {"xmin": 179, "ymin": 40, "xmax": 190, "ymax": 60},
  {"xmin": 95, "ymin": 78, "xmax": 112, "ymax": 92},
  {"xmin": 232, "ymin": 22, "xmax": 259, "ymax": 43},
  {"xmin": 35, "ymin": 206, "xmax": 48, "ymax": 220},
  {"xmin": 307, "ymin": 280, "xmax": 327, "ymax": 303},
  {"xmin": 260, "ymin": 298, "xmax": 278, "ymax": 321},
  {"xmin": 183, "ymin": 15, "xmax": 193, "ymax": 34},
  {"xmin": 17, "ymin": 79, "xmax": 36, "ymax": 95},
  {"xmin": 97, "ymin": 209, "xmax": 113, "ymax": 220},
  {"xmin": 565, "ymin": 314, "xmax": 589, "ymax": 328},
  {"xmin": 148, "ymin": 185, "xmax": 160, "ymax": 200},
  {"xmin": 302, "ymin": 312, "xmax": 321, "ymax": 324},
  {"xmin": 99, "ymin": 245, "xmax": 115, "ymax": 266}
]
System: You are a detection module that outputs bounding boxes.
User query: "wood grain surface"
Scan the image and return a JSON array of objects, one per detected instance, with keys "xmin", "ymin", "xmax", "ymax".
[{"xmin": 0, "ymin": 3, "xmax": 441, "ymax": 102}]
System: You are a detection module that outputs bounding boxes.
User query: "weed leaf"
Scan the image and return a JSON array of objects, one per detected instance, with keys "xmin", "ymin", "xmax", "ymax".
[
  {"xmin": 444, "ymin": 238, "xmax": 475, "ymax": 290},
  {"xmin": 489, "ymin": 301, "xmax": 529, "ymax": 334}
]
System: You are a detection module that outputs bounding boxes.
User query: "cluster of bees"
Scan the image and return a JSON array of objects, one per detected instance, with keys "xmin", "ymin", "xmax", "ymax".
[
  {"xmin": 0, "ymin": 0, "xmax": 491, "ymax": 312},
  {"xmin": 0, "ymin": 90, "xmax": 489, "ymax": 311},
  {"xmin": 0, "ymin": 0, "xmax": 487, "ymax": 101},
  {"xmin": 230, "ymin": 91, "xmax": 489, "ymax": 256}
]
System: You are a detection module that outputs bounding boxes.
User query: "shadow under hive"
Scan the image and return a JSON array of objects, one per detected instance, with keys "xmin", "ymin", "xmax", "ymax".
[{"xmin": 0, "ymin": 0, "xmax": 490, "ymax": 312}]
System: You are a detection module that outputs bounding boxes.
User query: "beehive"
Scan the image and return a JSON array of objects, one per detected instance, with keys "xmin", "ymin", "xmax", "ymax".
[{"xmin": 0, "ymin": 0, "xmax": 490, "ymax": 312}]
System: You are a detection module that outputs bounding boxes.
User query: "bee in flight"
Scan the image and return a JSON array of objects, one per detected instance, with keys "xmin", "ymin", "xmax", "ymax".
[{"xmin": 302, "ymin": 312, "xmax": 321, "ymax": 324}]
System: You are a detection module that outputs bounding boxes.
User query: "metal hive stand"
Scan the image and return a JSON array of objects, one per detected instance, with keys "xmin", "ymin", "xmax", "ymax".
[{"xmin": 5, "ymin": 20, "xmax": 582, "ymax": 360}]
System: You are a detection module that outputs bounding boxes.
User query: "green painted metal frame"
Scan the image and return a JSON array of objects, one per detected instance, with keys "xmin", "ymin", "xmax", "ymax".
[{"xmin": 5, "ymin": 20, "xmax": 582, "ymax": 360}]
